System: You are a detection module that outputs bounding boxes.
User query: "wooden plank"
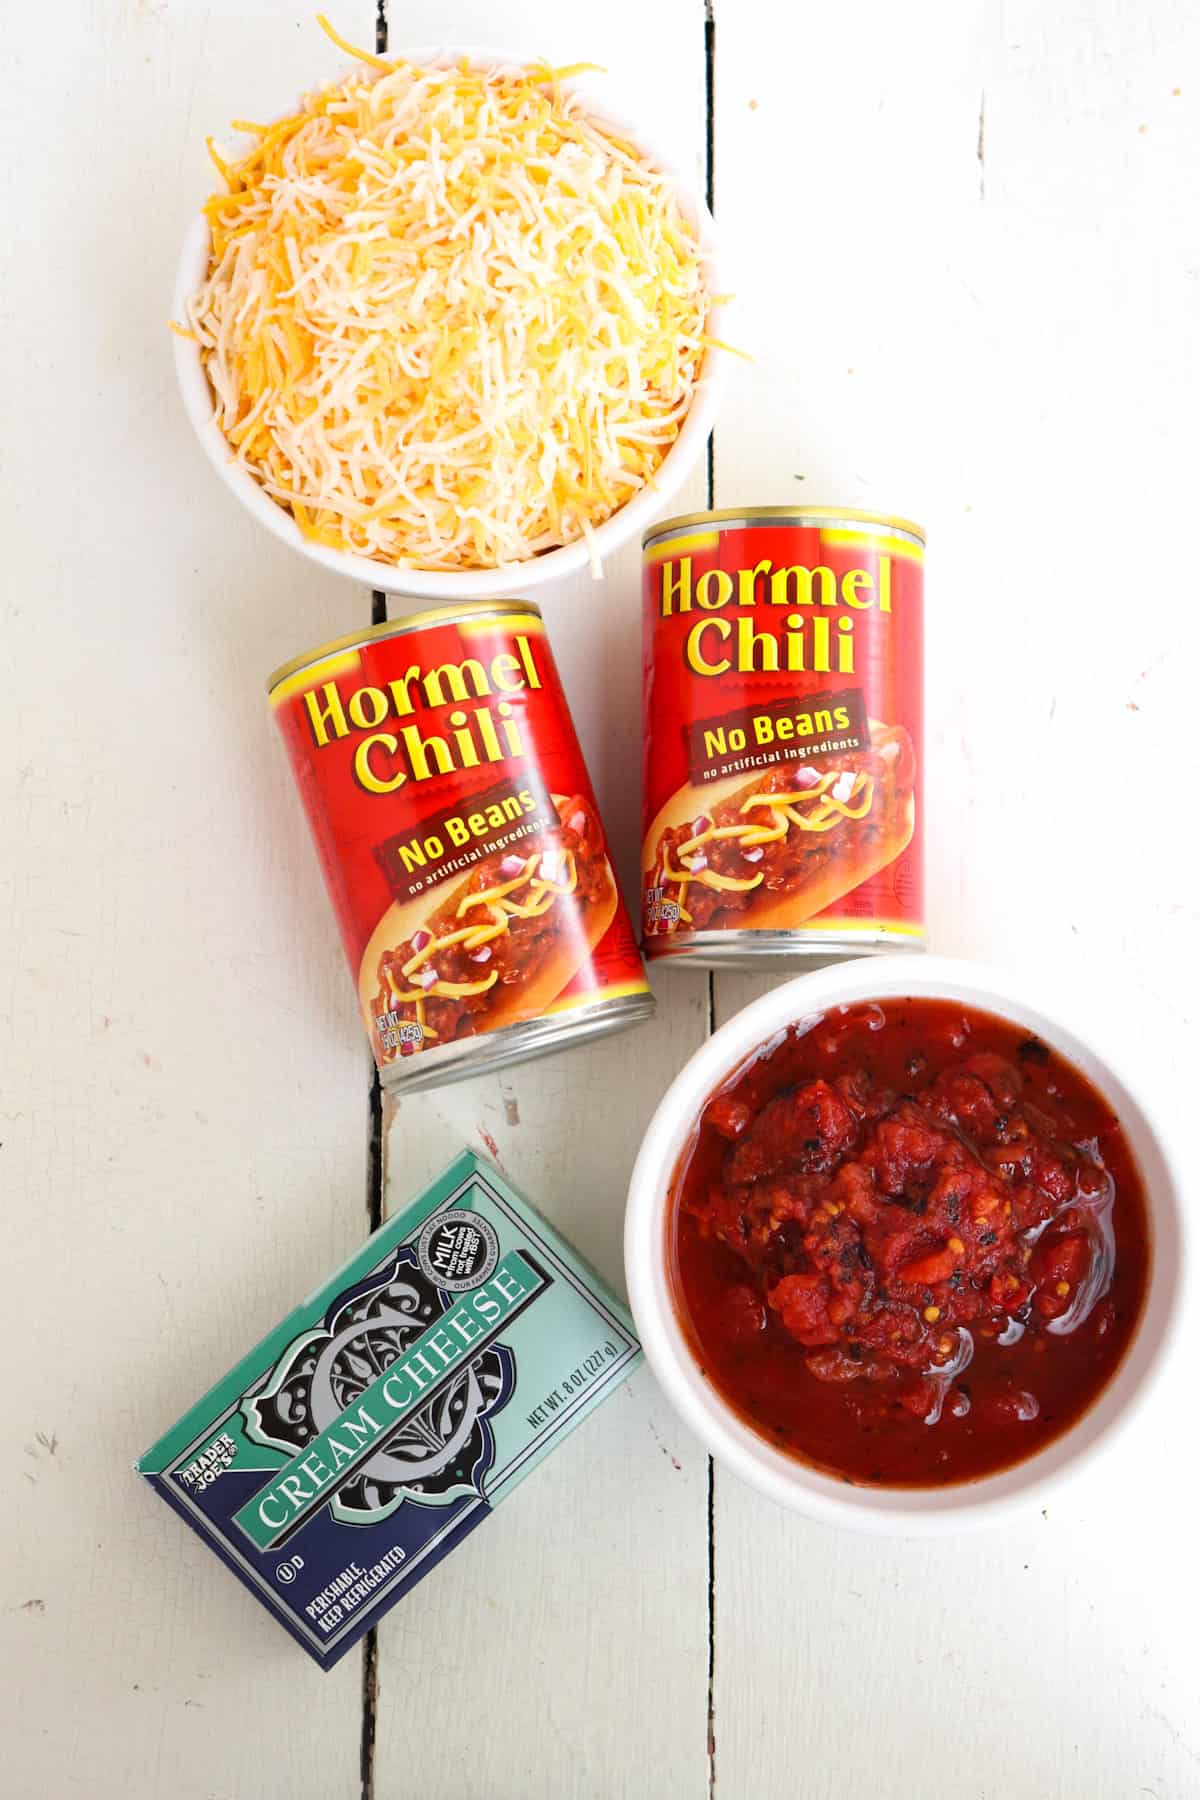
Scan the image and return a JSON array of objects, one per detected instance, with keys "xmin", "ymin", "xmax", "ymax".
[
  {"xmin": 0, "ymin": 7, "xmax": 379, "ymax": 1795},
  {"xmin": 372, "ymin": 3, "xmax": 714, "ymax": 1794},
  {"xmin": 709, "ymin": 2, "xmax": 1200, "ymax": 1795}
]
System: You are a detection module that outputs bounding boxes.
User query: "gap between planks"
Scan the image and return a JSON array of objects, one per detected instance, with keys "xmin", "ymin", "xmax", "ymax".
[
  {"xmin": 704, "ymin": 8, "xmax": 718, "ymax": 1793},
  {"xmin": 360, "ymin": 9, "xmax": 390, "ymax": 1793}
]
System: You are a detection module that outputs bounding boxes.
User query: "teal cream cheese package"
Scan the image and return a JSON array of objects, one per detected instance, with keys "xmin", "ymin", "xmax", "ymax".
[{"xmin": 136, "ymin": 1152, "xmax": 641, "ymax": 1667}]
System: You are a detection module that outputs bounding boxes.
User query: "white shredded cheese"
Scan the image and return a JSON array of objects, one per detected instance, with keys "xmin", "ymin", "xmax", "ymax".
[{"xmin": 186, "ymin": 27, "xmax": 715, "ymax": 572}]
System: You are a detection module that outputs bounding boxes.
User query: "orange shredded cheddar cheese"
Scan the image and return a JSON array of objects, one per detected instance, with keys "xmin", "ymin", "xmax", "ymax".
[{"xmin": 185, "ymin": 35, "xmax": 712, "ymax": 572}]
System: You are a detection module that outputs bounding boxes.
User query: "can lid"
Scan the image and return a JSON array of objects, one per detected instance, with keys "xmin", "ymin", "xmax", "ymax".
[
  {"xmin": 641, "ymin": 506, "xmax": 926, "ymax": 549},
  {"xmin": 266, "ymin": 598, "xmax": 543, "ymax": 696}
]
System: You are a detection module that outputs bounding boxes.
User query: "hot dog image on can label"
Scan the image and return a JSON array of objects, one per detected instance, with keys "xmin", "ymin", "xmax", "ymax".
[
  {"xmin": 641, "ymin": 509, "xmax": 925, "ymax": 967},
  {"xmin": 269, "ymin": 601, "xmax": 653, "ymax": 1090}
]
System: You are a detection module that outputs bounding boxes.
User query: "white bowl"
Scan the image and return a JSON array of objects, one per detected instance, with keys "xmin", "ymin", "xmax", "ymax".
[
  {"xmin": 172, "ymin": 47, "xmax": 727, "ymax": 600},
  {"xmin": 625, "ymin": 955, "xmax": 1186, "ymax": 1534}
]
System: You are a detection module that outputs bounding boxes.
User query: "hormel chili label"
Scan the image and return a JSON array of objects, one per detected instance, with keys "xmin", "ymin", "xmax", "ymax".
[
  {"xmin": 641, "ymin": 511, "xmax": 925, "ymax": 958},
  {"xmin": 269, "ymin": 603, "xmax": 650, "ymax": 1083}
]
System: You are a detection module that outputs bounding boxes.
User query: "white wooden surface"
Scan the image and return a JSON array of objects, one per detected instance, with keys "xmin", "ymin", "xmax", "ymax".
[{"xmin": 3, "ymin": 2, "xmax": 1198, "ymax": 1796}]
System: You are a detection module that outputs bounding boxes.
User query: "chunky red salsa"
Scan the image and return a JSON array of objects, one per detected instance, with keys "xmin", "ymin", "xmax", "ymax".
[{"xmin": 669, "ymin": 998, "xmax": 1150, "ymax": 1485}]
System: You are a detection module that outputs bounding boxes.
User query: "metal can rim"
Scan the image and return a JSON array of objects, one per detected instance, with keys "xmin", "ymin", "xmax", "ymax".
[
  {"xmin": 378, "ymin": 990, "xmax": 655, "ymax": 1093},
  {"xmin": 641, "ymin": 506, "xmax": 926, "ymax": 549},
  {"xmin": 266, "ymin": 597, "xmax": 543, "ymax": 696}
]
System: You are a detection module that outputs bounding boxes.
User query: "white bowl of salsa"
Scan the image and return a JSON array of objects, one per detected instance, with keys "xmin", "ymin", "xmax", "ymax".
[{"xmin": 625, "ymin": 955, "xmax": 1185, "ymax": 1532}]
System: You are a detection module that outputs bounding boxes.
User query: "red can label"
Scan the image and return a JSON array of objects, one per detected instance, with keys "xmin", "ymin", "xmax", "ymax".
[
  {"xmin": 641, "ymin": 513, "xmax": 924, "ymax": 952},
  {"xmin": 271, "ymin": 604, "xmax": 649, "ymax": 1075}
]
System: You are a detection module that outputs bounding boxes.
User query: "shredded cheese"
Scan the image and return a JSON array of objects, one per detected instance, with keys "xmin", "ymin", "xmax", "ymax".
[{"xmin": 185, "ymin": 26, "xmax": 713, "ymax": 572}]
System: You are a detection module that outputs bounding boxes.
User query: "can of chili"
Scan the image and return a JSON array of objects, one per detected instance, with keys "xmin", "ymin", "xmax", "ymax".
[
  {"xmin": 641, "ymin": 508, "xmax": 925, "ymax": 966},
  {"xmin": 270, "ymin": 600, "xmax": 653, "ymax": 1091}
]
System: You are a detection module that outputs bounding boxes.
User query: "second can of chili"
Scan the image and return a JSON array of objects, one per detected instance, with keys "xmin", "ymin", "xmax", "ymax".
[
  {"xmin": 270, "ymin": 601, "xmax": 653, "ymax": 1091},
  {"xmin": 641, "ymin": 507, "xmax": 925, "ymax": 966}
]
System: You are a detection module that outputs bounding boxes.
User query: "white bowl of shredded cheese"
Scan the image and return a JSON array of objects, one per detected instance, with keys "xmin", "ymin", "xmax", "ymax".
[{"xmin": 173, "ymin": 36, "xmax": 727, "ymax": 598}]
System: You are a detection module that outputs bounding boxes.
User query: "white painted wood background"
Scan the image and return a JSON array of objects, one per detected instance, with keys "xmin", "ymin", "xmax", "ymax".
[{"xmin": 3, "ymin": 1, "xmax": 1199, "ymax": 1795}]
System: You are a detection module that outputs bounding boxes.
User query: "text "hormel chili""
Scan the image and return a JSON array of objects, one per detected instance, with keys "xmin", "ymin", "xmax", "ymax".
[
  {"xmin": 661, "ymin": 547, "xmax": 893, "ymax": 677},
  {"xmin": 301, "ymin": 632, "xmax": 541, "ymax": 793}
]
